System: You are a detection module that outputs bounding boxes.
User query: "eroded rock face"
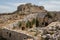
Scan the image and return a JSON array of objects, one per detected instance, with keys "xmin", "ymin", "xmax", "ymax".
[
  {"xmin": 17, "ymin": 3, "xmax": 46, "ymax": 14},
  {"xmin": 0, "ymin": 3, "xmax": 47, "ymax": 27},
  {"xmin": 39, "ymin": 22, "xmax": 60, "ymax": 40},
  {"xmin": 0, "ymin": 3, "xmax": 60, "ymax": 27},
  {"xmin": 29, "ymin": 22, "xmax": 60, "ymax": 40}
]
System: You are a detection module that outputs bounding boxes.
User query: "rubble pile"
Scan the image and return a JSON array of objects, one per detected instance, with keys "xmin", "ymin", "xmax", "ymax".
[
  {"xmin": 40, "ymin": 22, "xmax": 60, "ymax": 40},
  {"xmin": 29, "ymin": 22, "xmax": 60, "ymax": 40}
]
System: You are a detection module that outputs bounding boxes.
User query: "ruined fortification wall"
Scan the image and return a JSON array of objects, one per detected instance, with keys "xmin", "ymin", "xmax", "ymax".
[
  {"xmin": 1, "ymin": 29, "xmax": 34, "ymax": 40},
  {"xmin": 17, "ymin": 3, "xmax": 46, "ymax": 14},
  {"xmin": 0, "ymin": 3, "xmax": 46, "ymax": 26}
]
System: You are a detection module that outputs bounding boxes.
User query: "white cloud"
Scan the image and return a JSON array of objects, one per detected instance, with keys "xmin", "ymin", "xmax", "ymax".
[
  {"xmin": 7, "ymin": 2, "xmax": 26, "ymax": 7},
  {"xmin": 44, "ymin": 4, "xmax": 60, "ymax": 11},
  {"xmin": 0, "ymin": 5, "xmax": 10, "ymax": 9},
  {"xmin": 0, "ymin": 2, "xmax": 26, "ymax": 13},
  {"xmin": 13, "ymin": 3, "xmax": 26, "ymax": 6},
  {"xmin": 38, "ymin": 0, "xmax": 60, "ymax": 11},
  {"xmin": 0, "ymin": 5, "xmax": 16, "ymax": 13}
]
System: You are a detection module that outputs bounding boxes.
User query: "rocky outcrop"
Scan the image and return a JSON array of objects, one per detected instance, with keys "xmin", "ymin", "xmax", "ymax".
[
  {"xmin": 0, "ymin": 3, "xmax": 60, "ymax": 27},
  {"xmin": 17, "ymin": 3, "xmax": 46, "ymax": 14},
  {"xmin": 0, "ymin": 3, "xmax": 60, "ymax": 40},
  {"xmin": 0, "ymin": 3, "xmax": 47, "ymax": 27}
]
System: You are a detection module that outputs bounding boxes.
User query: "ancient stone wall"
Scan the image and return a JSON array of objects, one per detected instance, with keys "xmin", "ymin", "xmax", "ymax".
[
  {"xmin": 17, "ymin": 3, "xmax": 46, "ymax": 14},
  {"xmin": 1, "ymin": 29, "xmax": 34, "ymax": 40}
]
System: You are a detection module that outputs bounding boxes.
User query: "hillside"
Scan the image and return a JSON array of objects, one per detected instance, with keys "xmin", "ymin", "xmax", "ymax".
[
  {"xmin": 0, "ymin": 3, "xmax": 60, "ymax": 40},
  {"xmin": 0, "ymin": 3, "xmax": 46, "ymax": 27},
  {"xmin": 0, "ymin": 3, "xmax": 60, "ymax": 27}
]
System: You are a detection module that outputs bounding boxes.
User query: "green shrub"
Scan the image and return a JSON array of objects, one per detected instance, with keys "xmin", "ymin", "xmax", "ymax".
[
  {"xmin": 32, "ymin": 18, "xmax": 36, "ymax": 25},
  {"xmin": 46, "ymin": 12, "xmax": 52, "ymax": 18},
  {"xmin": 26, "ymin": 20, "xmax": 31, "ymax": 28},
  {"xmin": 18, "ymin": 21, "xmax": 22, "ymax": 28},
  {"xmin": 36, "ymin": 19, "xmax": 39, "ymax": 27}
]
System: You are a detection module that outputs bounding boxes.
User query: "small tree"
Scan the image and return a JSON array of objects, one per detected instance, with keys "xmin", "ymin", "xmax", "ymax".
[
  {"xmin": 32, "ymin": 18, "xmax": 36, "ymax": 25},
  {"xmin": 26, "ymin": 20, "xmax": 31, "ymax": 28},
  {"xmin": 46, "ymin": 12, "xmax": 52, "ymax": 18},
  {"xmin": 18, "ymin": 21, "xmax": 22, "ymax": 28},
  {"xmin": 36, "ymin": 19, "xmax": 39, "ymax": 27}
]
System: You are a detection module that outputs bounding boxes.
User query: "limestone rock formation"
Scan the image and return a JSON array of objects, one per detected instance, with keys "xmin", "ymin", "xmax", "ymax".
[
  {"xmin": 0, "ymin": 3, "xmax": 60, "ymax": 27},
  {"xmin": 0, "ymin": 3, "xmax": 47, "ymax": 27},
  {"xmin": 17, "ymin": 3, "xmax": 46, "ymax": 14},
  {"xmin": 0, "ymin": 3, "xmax": 60, "ymax": 40}
]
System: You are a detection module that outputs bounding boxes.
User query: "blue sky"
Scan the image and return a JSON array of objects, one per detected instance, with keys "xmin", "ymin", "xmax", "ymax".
[{"xmin": 0, "ymin": 0, "xmax": 60, "ymax": 13}]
